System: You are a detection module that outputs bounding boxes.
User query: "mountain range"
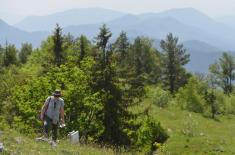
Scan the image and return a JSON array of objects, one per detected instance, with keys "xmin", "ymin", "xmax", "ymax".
[
  {"xmin": 217, "ymin": 15, "xmax": 235, "ymax": 29},
  {"xmin": 0, "ymin": 19, "xmax": 48, "ymax": 47},
  {"xmin": 1, "ymin": 7, "xmax": 235, "ymax": 73}
]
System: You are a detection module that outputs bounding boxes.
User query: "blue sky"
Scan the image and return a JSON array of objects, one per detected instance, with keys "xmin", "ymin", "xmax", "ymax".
[{"xmin": 1, "ymin": 0, "xmax": 235, "ymax": 24}]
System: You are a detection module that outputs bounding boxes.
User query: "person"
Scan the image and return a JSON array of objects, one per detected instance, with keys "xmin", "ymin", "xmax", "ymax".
[{"xmin": 40, "ymin": 89, "xmax": 65, "ymax": 146}]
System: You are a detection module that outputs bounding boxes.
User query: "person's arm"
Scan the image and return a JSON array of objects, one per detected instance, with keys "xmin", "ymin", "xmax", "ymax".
[
  {"xmin": 40, "ymin": 97, "xmax": 50, "ymax": 121},
  {"xmin": 40, "ymin": 102, "xmax": 47, "ymax": 121},
  {"xmin": 60, "ymin": 106, "xmax": 65, "ymax": 123}
]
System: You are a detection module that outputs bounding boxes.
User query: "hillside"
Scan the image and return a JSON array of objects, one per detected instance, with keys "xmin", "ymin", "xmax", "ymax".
[
  {"xmin": 0, "ymin": 129, "xmax": 117, "ymax": 155},
  {"xmin": 133, "ymin": 87, "xmax": 235, "ymax": 154},
  {"xmin": 1, "ymin": 95, "xmax": 235, "ymax": 154},
  {"xmin": 149, "ymin": 105, "xmax": 235, "ymax": 154}
]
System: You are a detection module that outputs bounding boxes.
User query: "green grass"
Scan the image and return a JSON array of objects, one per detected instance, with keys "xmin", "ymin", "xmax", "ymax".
[
  {"xmin": 140, "ymin": 98, "xmax": 235, "ymax": 155},
  {"xmin": 2, "ymin": 93, "xmax": 235, "ymax": 154},
  {"xmin": 0, "ymin": 129, "xmax": 117, "ymax": 155}
]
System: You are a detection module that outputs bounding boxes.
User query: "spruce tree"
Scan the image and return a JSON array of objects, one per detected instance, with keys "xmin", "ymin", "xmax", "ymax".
[
  {"xmin": 95, "ymin": 24, "xmax": 112, "ymax": 67},
  {"xmin": 19, "ymin": 43, "xmax": 33, "ymax": 64},
  {"xmin": 3, "ymin": 42, "xmax": 18, "ymax": 67},
  {"xmin": 52, "ymin": 24, "xmax": 64, "ymax": 67},
  {"xmin": 160, "ymin": 33, "xmax": 190, "ymax": 94},
  {"xmin": 93, "ymin": 25, "xmax": 133, "ymax": 146},
  {"xmin": 113, "ymin": 31, "xmax": 130, "ymax": 64},
  {"xmin": 79, "ymin": 35, "xmax": 90, "ymax": 62}
]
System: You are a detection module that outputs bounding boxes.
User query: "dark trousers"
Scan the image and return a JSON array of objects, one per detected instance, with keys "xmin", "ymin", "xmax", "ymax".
[{"xmin": 43, "ymin": 115, "xmax": 58, "ymax": 141}]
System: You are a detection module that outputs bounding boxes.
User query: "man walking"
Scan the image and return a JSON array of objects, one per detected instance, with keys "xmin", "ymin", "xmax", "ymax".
[{"xmin": 40, "ymin": 89, "xmax": 65, "ymax": 147}]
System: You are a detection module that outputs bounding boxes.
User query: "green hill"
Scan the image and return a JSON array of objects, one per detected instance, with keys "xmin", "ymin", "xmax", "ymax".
[
  {"xmin": 1, "ymin": 97, "xmax": 235, "ymax": 154},
  {"xmin": 137, "ymin": 99, "xmax": 235, "ymax": 154}
]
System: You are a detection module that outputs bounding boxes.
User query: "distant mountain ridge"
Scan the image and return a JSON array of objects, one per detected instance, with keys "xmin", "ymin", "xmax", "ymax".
[
  {"xmin": 217, "ymin": 16, "xmax": 235, "ymax": 29},
  {"xmin": 1, "ymin": 7, "xmax": 235, "ymax": 73},
  {"xmin": 15, "ymin": 8, "xmax": 125, "ymax": 32},
  {"xmin": 0, "ymin": 19, "xmax": 48, "ymax": 47},
  {"xmin": 11, "ymin": 7, "xmax": 235, "ymax": 50}
]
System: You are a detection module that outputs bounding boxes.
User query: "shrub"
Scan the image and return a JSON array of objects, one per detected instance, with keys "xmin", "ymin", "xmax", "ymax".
[
  {"xmin": 182, "ymin": 114, "xmax": 198, "ymax": 137},
  {"xmin": 175, "ymin": 77, "xmax": 206, "ymax": 113},
  {"xmin": 136, "ymin": 117, "xmax": 169, "ymax": 153},
  {"xmin": 9, "ymin": 61, "xmax": 104, "ymax": 140},
  {"xmin": 220, "ymin": 94, "xmax": 235, "ymax": 115},
  {"xmin": 149, "ymin": 87, "xmax": 172, "ymax": 108}
]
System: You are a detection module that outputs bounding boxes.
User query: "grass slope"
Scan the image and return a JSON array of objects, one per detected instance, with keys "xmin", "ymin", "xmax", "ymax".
[
  {"xmin": 0, "ymin": 129, "xmax": 116, "ymax": 155},
  {"xmin": 143, "ymin": 100, "xmax": 235, "ymax": 155},
  {"xmin": 1, "ymin": 95, "xmax": 235, "ymax": 154}
]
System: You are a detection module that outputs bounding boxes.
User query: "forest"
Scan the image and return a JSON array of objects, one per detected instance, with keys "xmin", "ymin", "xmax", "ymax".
[{"xmin": 1, "ymin": 24, "xmax": 235, "ymax": 154}]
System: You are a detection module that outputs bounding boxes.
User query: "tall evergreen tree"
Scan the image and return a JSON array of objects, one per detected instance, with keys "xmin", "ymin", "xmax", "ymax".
[
  {"xmin": 160, "ymin": 33, "xmax": 190, "ymax": 94},
  {"xmin": 130, "ymin": 37, "xmax": 155, "ymax": 75},
  {"xmin": 78, "ymin": 35, "xmax": 90, "ymax": 62},
  {"xmin": 3, "ymin": 42, "xmax": 18, "ymax": 67},
  {"xmin": 53, "ymin": 24, "xmax": 64, "ymax": 67},
  {"xmin": 19, "ymin": 43, "xmax": 33, "ymax": 64},
  {"xmin": 126, "ymin": 37, "xmax": 161, "ymax": 84},
  {"xmin": 95, "ymin": 24, "xmax": 112, "ymax": 67},
  {"xmin": 93, "ymin": 25, "xmax": 133, "ymax": 146},
  {"xmin": 113, "ymin": 31, "xmax": 130, "ymax": 64}
]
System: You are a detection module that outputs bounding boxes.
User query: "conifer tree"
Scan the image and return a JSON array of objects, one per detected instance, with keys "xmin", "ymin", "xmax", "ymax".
[
  {"xmin": 113, "ymin": 31, "xmax": 130, "ymax": 64},
  {"xmin": 19, "ymin": 43, "xmax": 33, "ymax": 64},
  {"xmin": 95, "ymin": 24, "xmax": 112, "ymax": 67},
  {"xmin": 160, "ymin": 33, "xmax": 190, "ymax": 94},
  {"xmin": 53, "ymin": 24, "xmax": 64, "ymax": 67},
  {"xmin": 3, "ymin": 42, "xmax": 18, "ymax": 67},
  {"xmin": 94, "ymin": 25, "xmax": 133, "ymax": 146},
  {"xmin": 79, "ymin": 35, "xmax": 90, "ymax": 62}
]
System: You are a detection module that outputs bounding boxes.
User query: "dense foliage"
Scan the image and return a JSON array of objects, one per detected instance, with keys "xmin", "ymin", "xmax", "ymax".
[{"xmin": 1, "ymin": 24, "xmax": 235, "ymax": 153}]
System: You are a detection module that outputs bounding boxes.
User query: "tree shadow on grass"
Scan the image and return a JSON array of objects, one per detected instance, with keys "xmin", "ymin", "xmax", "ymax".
[{"xmin": 202, "ymin": 114, "xmax": 221, "ymax": 122}]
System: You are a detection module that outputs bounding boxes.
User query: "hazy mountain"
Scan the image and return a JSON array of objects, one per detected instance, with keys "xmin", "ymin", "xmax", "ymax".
[
  {"xmin": 0, "ymin": 19, "xmax": 48, "ymax": 48},
  {"xmin": 0, "ymin": 12, "xmax": 24, "ymax": 25},
  {"xmin": 2, "ymin": 7, "xmax": 235, "ymax": 72},
  {"xmin": 15, "ymin": 8, "xmax": 125, "ymax": 32},
  {"xmin": 13, "ymin": 7, "xmax": 235, "ymax": 50},
  {"xmin": 138, "ymin": 8, "xmax": 235, "ymax": 50},
  {"xmin": 217, "ymin": 16, "xmax": 235, "ymax": 29},
  {"xmin": 139, "ymin": 8, "xmax": 226, "ymax": 31},
  {"xmin": 63, "ymin": 12, "xmax": 232, "ymax": 50},
  {"xmin": 182, "ymin": 40, "xmax": 221, "ymax": 73},
  {"xmin": 183, "ymin": 40, "xmax": 221, "ymax": 53}
]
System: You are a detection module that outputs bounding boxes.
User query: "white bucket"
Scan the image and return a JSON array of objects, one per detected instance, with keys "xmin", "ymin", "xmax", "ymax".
[
  {"xmin": 0, "ymin": 143, "xmax": 4, "ymax": 152},
  {"xmin": 68, "ymin": 131, "xmax": 79, "ymax": 144}
]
